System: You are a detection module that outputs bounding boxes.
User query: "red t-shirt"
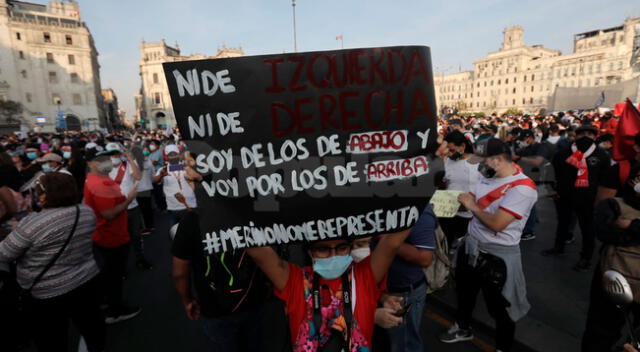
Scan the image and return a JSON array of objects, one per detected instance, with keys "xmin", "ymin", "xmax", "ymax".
[
  {"xmin": 83, "ymin": 173, "xmax": 129, "ymax": 248},
  {"xmin": 275, "ymin": 257, "xmax": 383, "ymax": 351}
]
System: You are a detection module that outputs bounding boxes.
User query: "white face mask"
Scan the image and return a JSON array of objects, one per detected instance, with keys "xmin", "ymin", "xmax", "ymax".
[
  {"xmin": 350, "ymin": 247, "xmax": 371, "ymax": 263},
  {"xmin": 111, "ymin": 157, "xmax": 122, "ymax": 166},
  {"xmin": 634, "ymin": 182, "xmax": 640, "ymax": 194},
  {"xmin": 97, "ymin": 160, "xmax": 113, "ymax": 174},
  {"xmin": 149, "ymin": 145, "xmax": 157, "ymax": 152}
]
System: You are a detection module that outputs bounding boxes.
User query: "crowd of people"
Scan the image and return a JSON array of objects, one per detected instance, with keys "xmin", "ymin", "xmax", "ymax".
[{"xmin": 0, "ymin": 106, "xmax": 638, "ymax": 352}]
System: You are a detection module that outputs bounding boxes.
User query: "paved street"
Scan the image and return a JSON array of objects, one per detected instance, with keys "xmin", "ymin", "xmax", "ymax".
[{"xmin": 67, "ymin": 194, "xmax": 592, "ymax": 352}]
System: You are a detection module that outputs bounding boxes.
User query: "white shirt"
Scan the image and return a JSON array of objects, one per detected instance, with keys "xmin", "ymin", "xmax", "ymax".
[
  {"xmin": 109, "ymin": 160, "xmax": 138, "ymax": 210},
  {"xmin": 155, "ymin": 166, "xmax": 197, "ymax": 211},
  {"xmin": 138, "ymin": 159, "xmax": 154, "ymax": 193},
  {"xmin": 444, "ymin": 157, "xmax": 481, "ymax": 218},
  {"xmin": 468, "ymin": 171, "xmax": 537, "ymax": 246},
  {"xmin": 546, "ymin": 135, "xmax": 561, "ymax": 145}
]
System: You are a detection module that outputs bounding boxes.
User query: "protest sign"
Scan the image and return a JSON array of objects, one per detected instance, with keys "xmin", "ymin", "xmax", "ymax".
[
  {"xmin": 429, "ymin": 190, "xmax": 463, "ymax": 218},
  {"xmin": 163, "ymin": 46, "xmax": 438, "ymax": 253}
]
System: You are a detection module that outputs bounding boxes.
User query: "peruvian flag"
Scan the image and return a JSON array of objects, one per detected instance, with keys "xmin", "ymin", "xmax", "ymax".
[{"xmin": 612, "ymin": 99, "xmax": 640, "ymax": 161}]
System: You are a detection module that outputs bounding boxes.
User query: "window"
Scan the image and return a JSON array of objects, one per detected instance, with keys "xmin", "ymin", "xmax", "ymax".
[
  {"xmin": 571, "ymin": 67, "xmax": 576, "ymax": 76},
  {"xmin": 524, "ymin": 75, "xmax": 527, "ymax": 82},
  {"xmin": 490, "ymin": 80, "xmax": 494, "ymax": 86},
  {"xmin": 498, "ymin": 79, "xmax": 501, "ymax": 85},
  {"xmin": 153, "ymin": 73, "xmax": 159, "ymax": 84},
  {"xmin": 72, "ymin": 94, "xmax": 81, "ymax": 105},
  {"xmin": 512, "ymin": 99, "xmax": 515, "ymax": 105},
  {"xmin": 522, "ymin": 98, "xmax": 525, "ymax": 104},
  {"xmin": 484, "ymin": 81, "xmax": 487, "ymax": 87},
  {"xmin": 70, "ymin": 73, "xmax": 79, "ymax": 83},
  {"xmin": 588, "ymin": 64, "xmax": 593, "ymax": 74},
  {"xmin": 20, "ymin": 70, "xmax": 27, "ymax": 78},
  {"xmin": 68, "ymin": 54, "xmax": 75, "ymax": 65},
  {"xmin": 512, "ymin": 88, "xmax": 516, "ymax": 94},
  {"xmin": 26, "ymin": 93, "xmax": 32, "ymax": 103},
  {"xmin": 43, "ymin": 32, "xmax": 51, "ymax": 43},
  {"xmin": 154, "ymin": 93, "xmax": 161, "ymax": 105},
  {"xmin": 514, "ymin": 77, "xmax": 517, "ymax": 83},
  {"xmin": 16, "ymin": 32, "xmax": 21, "ymax": 40},
  {"xmin": 618, "ymin": 61, "xmax": 624, "ymax": 70},
  {"xmin": 48, "ymin": 71, "xmax": 58, "ymax": 84},
  {"xmin": 530, "ymin": 98, "xmax": 533, "ymax": 104},
  {"xmin": 505, "ymin": 78, "xmax": 509, "ymax": 84},
  {"xmin": 46, "ymin": 52, "xmax": 54, "ymax": 63},
  {"xmin": 608, "ymin": 63, "xmax": 614, "ymax": 71},
  {"xmin": 596, "ymin": 63, "xmax": 601, "ymax": 73},
  {"xmin": 19, "ymin": 51, "xmax": 24, "ymax": 59},
  {"xmin": 52, "ymin": 93, "xmax": 61, "ymax": 105},
  {"xmin": 65, "ymin": 35, "xmax": 72, "ymax": 45},
  {"xmin": 531, "ymin": 86, "xmax": 534, "ymax": 92},
  {"xmin": 531, "ymin": 74, "xmax": 535, "ymax": 81}
]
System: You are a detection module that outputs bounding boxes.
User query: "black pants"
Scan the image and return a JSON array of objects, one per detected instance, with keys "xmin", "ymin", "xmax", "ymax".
[
  {"xmin": 152, "ymin": 183, "xmax": 167, "ymax": 211},
  {"xmin": 439, "ymin": 216, "xmax": 470, "ymax": 247},
  {"xmin": 95, "ymin": 243, "xmax": 129, "ymax": 311},
  {"xmin": 582, "ymin": 266, "xmax": 640, "ymax": 351},
  {"xmin": 30, "ymin": 277, "xmax": 105, "ymax": 352},
  {"xmin": 554, "ymin": 195, "xmax": 596, "ymax": 261},
  {"xmin": 455, "ymin": 246, "xmax": 515, "ymax": 351},
  {"xmin": 137, "ymin": 195, "xmax": 154, "ymax": 229},
  {"xmin": 127, "ymin": 207, "xmax": 146, "ymax": 261}
]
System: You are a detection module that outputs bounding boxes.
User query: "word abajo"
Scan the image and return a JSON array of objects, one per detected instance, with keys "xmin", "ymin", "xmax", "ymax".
[{"xmin": 347, "ymin": 130, "xmax": 408, "ymax": 154}]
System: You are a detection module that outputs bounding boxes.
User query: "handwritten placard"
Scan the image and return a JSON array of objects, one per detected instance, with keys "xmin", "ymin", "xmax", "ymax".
[
  {"xmin": 429, "ymin": 190, "xmax": 463, "ymax": 218},
  {"xmin": 163, "ymin": 46, "xmax": 438, "ymax": 253}
]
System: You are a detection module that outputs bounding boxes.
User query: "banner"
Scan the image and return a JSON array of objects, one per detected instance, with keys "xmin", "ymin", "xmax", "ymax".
[
  {"xmin": 163, "ymin": 46, "xmax": 438, "ymax": 253},
  {"xmin": 429, "ymin": 190, "xmax": 463, "ymax": 218}
]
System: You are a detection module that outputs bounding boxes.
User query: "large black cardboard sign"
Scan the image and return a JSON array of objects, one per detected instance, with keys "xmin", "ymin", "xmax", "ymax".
[{"xmin": 163, "ymin": 46, "xmax": 437, "ymax": 254}]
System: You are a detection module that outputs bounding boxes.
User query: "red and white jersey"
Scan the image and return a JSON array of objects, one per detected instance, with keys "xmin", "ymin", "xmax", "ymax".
[{"xmin": 468, "ymin": 171, "xmax": 537, "ymax": 246}]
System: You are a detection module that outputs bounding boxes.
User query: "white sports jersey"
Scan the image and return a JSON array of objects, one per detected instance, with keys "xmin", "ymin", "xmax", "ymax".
[{"xmin": 468, "ymin": 171, "xmax": 537, "ymax": 246}]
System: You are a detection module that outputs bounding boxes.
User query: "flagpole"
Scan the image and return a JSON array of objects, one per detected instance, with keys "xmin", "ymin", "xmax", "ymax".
[{"xmin": 292, "ymin": 0, "xmax": 298, "ymax": 52}]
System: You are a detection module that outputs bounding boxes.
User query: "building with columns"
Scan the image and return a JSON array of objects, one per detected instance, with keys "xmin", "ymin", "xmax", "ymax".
[
  {"xmin": 435, "ymin": 17, "xmax": 640, "ymax": 114},
  {"xmin": 0, "ymin": 0, "xmax": 104, "ymax": 131},
  {"xmin": 136, "ymin": 40, "xmax": 243, "ymax": 129}
]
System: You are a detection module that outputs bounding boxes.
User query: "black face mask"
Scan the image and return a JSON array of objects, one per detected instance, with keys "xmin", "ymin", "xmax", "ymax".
[
  {"xmin": 450, "ymin": 152, "xmax": 463, "ymax": 161},
  {"xmin": 478, "ymin": 162, "xmax": 497, "ymax": 178},
  {"xmin": 168, "ymin": 158, "xmax": 180, "ymax": 165},
  {"xmin": 575, "ymin": 136, "xmax": 594, "ymax": 152}
]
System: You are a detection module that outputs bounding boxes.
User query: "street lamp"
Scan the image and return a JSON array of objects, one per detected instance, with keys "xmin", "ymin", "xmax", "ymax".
[{"xmin": 292, "ymin": 0, "xmax": 298, "ymax": 52}]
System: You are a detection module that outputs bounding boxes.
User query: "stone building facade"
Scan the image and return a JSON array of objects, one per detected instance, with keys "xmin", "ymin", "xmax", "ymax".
[
  {"xmin": 0, "ymin": 0, "xmax": 104, "ymax": 131},
  {"xmin": 435, "ymin": 17, "xmax": 640, "ymax": 114},
  {"xmin": 136, "ymin": 41, "xmax": 243, "ymax": 129}
]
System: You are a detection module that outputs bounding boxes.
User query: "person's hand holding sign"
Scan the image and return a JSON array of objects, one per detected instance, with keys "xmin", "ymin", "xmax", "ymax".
[
  {"xmin": 183, "ymin": 299, "xmax": 200, "ymax": 321},
  {"xmin": 458, "ymin": 193, "xmax": 477, "ymax": 213}
]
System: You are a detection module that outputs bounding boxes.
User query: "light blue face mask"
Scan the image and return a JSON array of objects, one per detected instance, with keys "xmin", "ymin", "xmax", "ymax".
[
  {"xmin": 63, "ymin": 151, "xmax": 71, "ymax": 159},
  {"xmin": 312, "ymin": 255, "xmax": 353, "ymax": 280},
  {"xmin": 41, "ymin": 164, "xmax": 54, "ymax": 172},
  {"xmin": 27, "ymin": 152, "xmax": 38, "ymax": 160}
]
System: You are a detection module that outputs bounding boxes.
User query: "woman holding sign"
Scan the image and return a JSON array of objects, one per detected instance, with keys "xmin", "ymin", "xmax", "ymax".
[
  {"xmin": 247, "ymin": 230, "xmax": 410, "ymax": 352},
  {"xmin": 436, "ymin": 130, "xmax": 481, "ymax": 246}
]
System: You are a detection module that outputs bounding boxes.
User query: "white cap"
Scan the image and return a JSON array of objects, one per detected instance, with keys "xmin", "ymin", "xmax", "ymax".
[
  {"xmin": 86, "ymin": 142, "xmax": 97, "ymax": 150},
  {"xmin": 105, "ymin": 142, "xmax": 122, "ymax": 153},
  {"xmin": 165, "ymin": 144, "xmax": 179, "ymax": 155}
]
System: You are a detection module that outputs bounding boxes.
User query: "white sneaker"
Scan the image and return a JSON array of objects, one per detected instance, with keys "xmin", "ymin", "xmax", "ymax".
[{"xmin": 439, "ymin": 323, "xmax": 474, "ymax": 343}]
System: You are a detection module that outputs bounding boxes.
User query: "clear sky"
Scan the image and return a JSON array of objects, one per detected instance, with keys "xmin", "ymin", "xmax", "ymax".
[{"xmin": 79, "ymin": 0, "xmax": 640, "ymax": 117}]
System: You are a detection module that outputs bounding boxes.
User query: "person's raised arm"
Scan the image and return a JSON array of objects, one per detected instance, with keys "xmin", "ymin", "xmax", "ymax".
[
  {"xmin": 246, "ymin": 246, "xmax": 290, "ymax": 291},
  {"xmin": 370, "ymin": 229, "xmax": 411, "ymax": 284},
  {"xmin": 172, "ymin": 257, "xmax": 200, "ymax": 320},
  {"xmin": 125, "ymin": 152, "xmax": 142, "ymax": 181},
  {"xmin": 99, "ymin": 187, "xmax": 137, "ymax": 220}
]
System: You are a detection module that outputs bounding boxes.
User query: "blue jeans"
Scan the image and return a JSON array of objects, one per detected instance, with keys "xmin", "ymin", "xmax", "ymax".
[
  {"xmin": 387, "ymin": 280, "xmax": 428, "ymax": 352},
  {"xmin": 523, "ymin": 202, "xmax": 537, "ymax": 234}
]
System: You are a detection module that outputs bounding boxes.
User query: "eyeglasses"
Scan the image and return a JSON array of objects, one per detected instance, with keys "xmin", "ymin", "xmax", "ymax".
[{"xmin": 309, "ymin": 243, "xmax": 351, "ymax": 258}]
